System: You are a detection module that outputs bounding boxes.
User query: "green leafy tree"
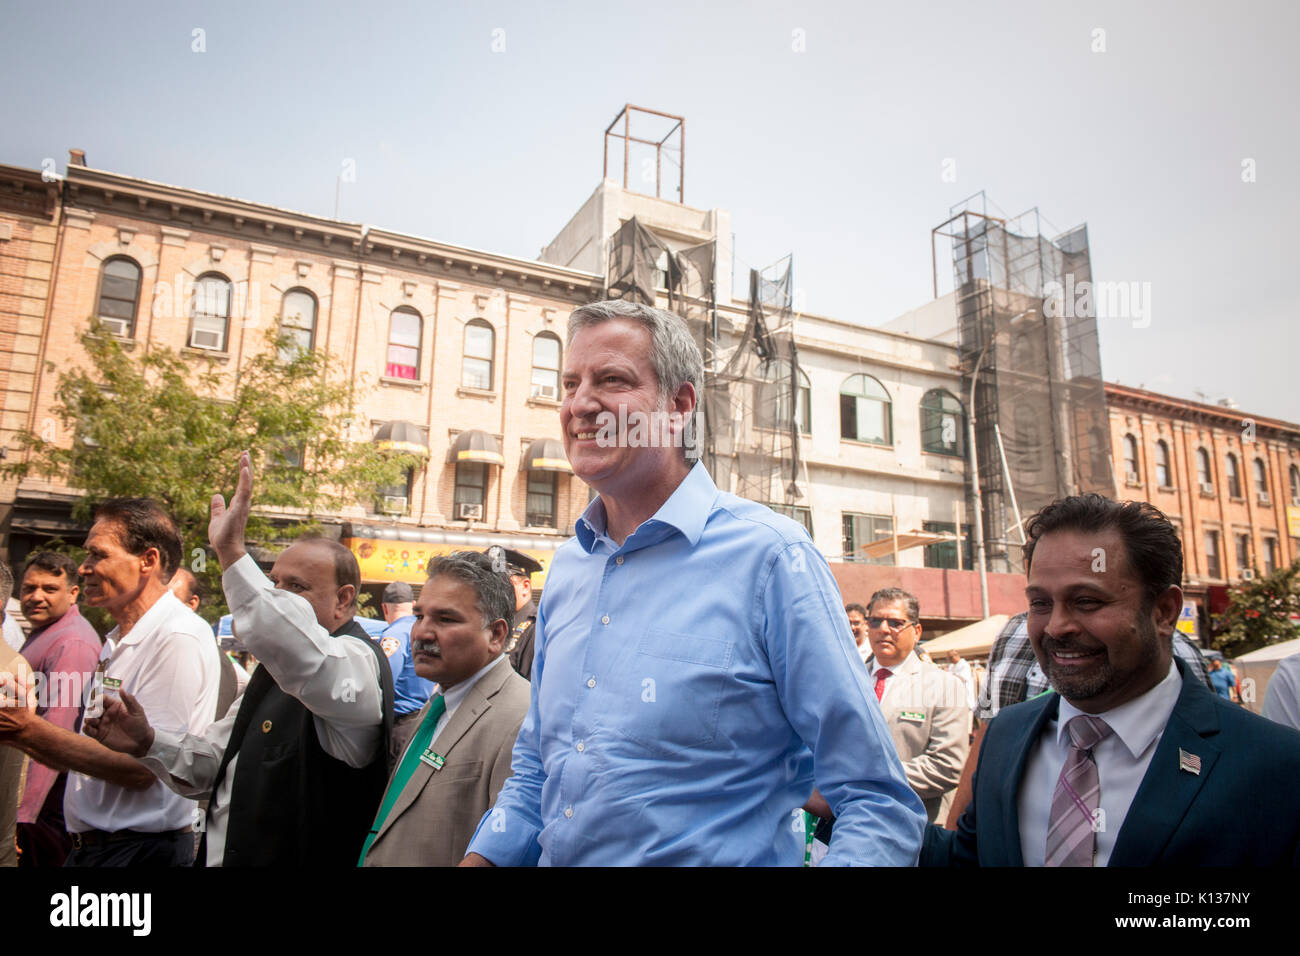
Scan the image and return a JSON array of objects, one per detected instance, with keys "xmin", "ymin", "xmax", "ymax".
[
  {"xmin": 1209, "ymin": 558, "xmax": 1300, "ymax": 658},
  {"xmin": 3, "ymin": 322, "xmax": 419, "ymax": 624}
]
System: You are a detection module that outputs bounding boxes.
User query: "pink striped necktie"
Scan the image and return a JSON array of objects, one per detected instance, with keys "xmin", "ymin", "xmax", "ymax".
[{"xmin": 1045, "ymin": 715, "xmax": 1113, "ymax": 867}]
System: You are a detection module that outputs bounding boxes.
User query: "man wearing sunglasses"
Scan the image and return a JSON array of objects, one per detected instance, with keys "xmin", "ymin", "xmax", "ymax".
[{"xmin": 861, "ymin": 589, "xmax": 970, "ymax": 823}]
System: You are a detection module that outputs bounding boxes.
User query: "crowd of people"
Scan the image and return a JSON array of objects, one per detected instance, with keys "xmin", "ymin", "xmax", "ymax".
[{"xmin": 2, "ymin": 298, "xmax": 1299, "ymax": 867}]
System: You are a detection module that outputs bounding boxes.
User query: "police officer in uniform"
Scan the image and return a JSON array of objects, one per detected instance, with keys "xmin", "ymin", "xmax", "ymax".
[{"xmin": 486, "ymin": 548, "xmax": 543, "ymax": 681}]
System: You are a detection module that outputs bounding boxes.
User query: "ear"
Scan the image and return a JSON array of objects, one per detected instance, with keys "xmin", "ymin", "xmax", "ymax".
[
  {"xmin": 337, "ymin": 584, "xmax": 357, "ymax": 613},
  {"xmin": 139, "ymin": 547, "xmax": 163, "ymax": 576},
  {"xmin": 69, "ymin": 584, "xmax": 80, "ymax": 601},
  {"xmin": 487, "ymin": 618, "xmax": 510, "ymax": 655},
  {"xmin": 1152, "ymin": 584, "xmax": 1183, "ymax": 639}
]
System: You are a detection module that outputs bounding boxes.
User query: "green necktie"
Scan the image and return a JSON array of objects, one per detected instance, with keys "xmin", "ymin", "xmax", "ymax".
[{"xmin": 357, "ymin": 693, "xmax": 446, "ymax": 865}]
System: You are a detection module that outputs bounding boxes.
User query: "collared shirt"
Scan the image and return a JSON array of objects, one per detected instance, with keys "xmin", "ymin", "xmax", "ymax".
[
  {"xmin": 379, "ymin": 614, "xmax": 436, "ymax": 716},
  {"xmin": 17, "ymin": 605, "xmax": 103, "ymax": 824},
  {"xmin": 142, "ymin": 554, "xmax": 383, "ymax": 865},
  {"xmin": 466, "ymin": 462, "xmax": 925, "ymax": 866},
  {"xmin": 64, "ymin": 591, "xmax": 222, "ymax": 834},
  {"xmin": 1018, "ymin": 661, "xmax": 1182, "ymax": 866},
  {"xmin": 392, "ymin": 654, "xmax": 509, "ymax": 766},
  {"xmin": 977, "ymin": 613, "xmax": 1211, "ymax": 720},
  {"xmin": 1263, "ymin": 654, "xmax": 1300, "ymax": 732}
]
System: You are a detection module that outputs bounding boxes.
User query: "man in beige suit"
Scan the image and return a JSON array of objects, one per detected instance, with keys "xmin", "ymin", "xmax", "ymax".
[
  {"xmin": 863, "ymin": 587, "xmax": 970, "ymax": 824},
  {"xmin": 360, "ymin": 552, "xmax": 529, "ymax": 867}
]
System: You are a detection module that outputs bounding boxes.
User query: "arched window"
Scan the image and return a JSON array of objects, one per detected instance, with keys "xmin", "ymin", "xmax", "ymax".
[
  {"xmin": 756, "ymin": 359, "xmax": 811, "ymax": 435},
  {"xmin": 279, "ymin": 289, "xmax": 317, "ymax": 358},
  {"xmin": 531, "ymin": 333, "xmax": 561, "ymax": 399},
  {"xmin": 1290, "ymin": 464, "xmax": 1300, "ymax": 502},
  {"xmin": 462, "ymin": 319, "xmax": 495, "ymax": 390},
  {"xmin": 1122, "ymin": 435, "xmax": 1139, "ymax": 478},
  {"xmin": 1154, "ymin": 440, "xmax": 1171, "ymax": 488},
  {"xmin": 920, "ymin": 389, "xmax": 964, "ymax": 457},
  {"xmin": 1254, "ymin": 458, "xmax": 1269, "ymax": 496},
  {"xmin": 1196, "ymin": 448, "xmax": 1212, "ymax": 487},
  {"xmin": 188, "ymin": 273, "xmax": 232, "ymax": 351},
  {"xmin": 1225, "ymin": 453, "xmax": 1242, "ymax": 498},
  {"xmin": 96, "ymin": 256, "xmax": 142, "ymax": 337},
  {"xmin": 386, "ymin": 308, "xmax": 422, "ymax": 380},
  {"xmin": 839, "ymin": 374, "xmax": 892, "ymax": 445}
]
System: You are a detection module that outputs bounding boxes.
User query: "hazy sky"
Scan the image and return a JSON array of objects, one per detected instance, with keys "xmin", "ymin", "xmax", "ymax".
[{"xmin": 3, "ymin": 0, "xmax": 1296, "ymax": 418}]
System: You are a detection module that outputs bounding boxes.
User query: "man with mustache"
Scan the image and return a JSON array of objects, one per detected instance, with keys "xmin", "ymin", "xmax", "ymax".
[
  {"xmin": 922, "ymin": 494, "xmax": 1300, "ymax": 866},
  {"xmin": 359, "ymin": 551, "xmax": 529, "ymax": 866}
]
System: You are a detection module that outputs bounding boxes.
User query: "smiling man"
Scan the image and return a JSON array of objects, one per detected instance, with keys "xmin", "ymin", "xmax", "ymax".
[
  {"xmin": 0, "ymin": 501, "xmax": 221, "ymax": 866},
  {"xmin": 462, "ymin": 299, "xmax": 923, "ymax": 867},
  {"xmin": 922, "ymin": 494, "xmax": 1300, "ymax": 866},
  {"xmin": 359, "ymin": 551, "xmax": 529, "ymax": 866},
  {"xmin": 84, "ymin": 452, "xmax": 393, "ymax": 866}
]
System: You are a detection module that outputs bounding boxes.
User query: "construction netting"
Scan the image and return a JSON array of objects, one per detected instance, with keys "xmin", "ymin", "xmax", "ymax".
[
  {"xmin": 606, "ymin": 217, "xmax": 802, "ymax": 508},
  {"xmin": 949, "ymin": 210, "xmax": 1113, "ymax": 573}
]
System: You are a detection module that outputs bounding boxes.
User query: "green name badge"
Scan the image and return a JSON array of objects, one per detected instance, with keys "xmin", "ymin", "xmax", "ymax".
[
  {"xmin": 103, "ymin": 677, "xmax": 123, "ymax": 690},
  {"xmin": 899, "ymin": 710, "xmax": 925, "ymax": 722},
  {"xmin": 419, "ymin": 750, "xmax": 445, "ymax": 771}
]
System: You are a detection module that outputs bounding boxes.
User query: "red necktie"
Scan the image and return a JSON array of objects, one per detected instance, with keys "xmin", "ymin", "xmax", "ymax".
[{"xmin": 874, "ymin": 668, "xmax": 892, "ymax": 702}]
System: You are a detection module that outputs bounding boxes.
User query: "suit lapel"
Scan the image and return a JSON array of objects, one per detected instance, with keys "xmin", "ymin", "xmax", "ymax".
[
  {"xmin": 374, "ymin": 661, "xmax": 510, "ymax": 843},
  {"xmin": 996, "ymin": 693, "xmax": 1059, "ymax": 867},
  {"xmin": 1109, "ymin": 671, "xmax": 1221, "ymax": 866}
]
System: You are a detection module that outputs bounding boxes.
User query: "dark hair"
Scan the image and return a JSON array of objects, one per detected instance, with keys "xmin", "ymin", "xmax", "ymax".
[
  {"xmin": 92, "ymin": 498, "xmax": 183, "ymax": 581},
  {"xmin": 1022, "ymin": 494, "xmax": 1182, "ymax": 607},
  {"xmin": 22, "ymin": 550, "xmax": 81, "ymax": 586},
  {"xmin": 170, "ymin": 567, "xmax": 201, "ymax": 604},
  {"xmin": 844, "ymin": 603, "xmax": 869, "ymax": 618},
  {"xmin": 867, "ymin": 587, "xmax": 920, "ymax": 625},
  {"xmin": 426, "ymin": 551, "xmax": 516, "ymax": 630},
  {"xmin": 297, "ymin": 536, "xmax": 360, "ymax": 609}
]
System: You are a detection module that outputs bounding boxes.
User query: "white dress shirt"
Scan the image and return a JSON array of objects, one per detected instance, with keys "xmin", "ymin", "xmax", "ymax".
[
  {"xmin": 141, "ymin": 554, "xmax": 383, "ymax": 865},
  {"xmin": 65, "ymin": 591, "xmax": 222, "ymax": 834},
  {"xmin": 1018, "ymin": 661, "xmax": 1182, "ymax": 866},
  {"xmin": 429, "ymin": 654, "xmax": 508, "ymax": 745}
]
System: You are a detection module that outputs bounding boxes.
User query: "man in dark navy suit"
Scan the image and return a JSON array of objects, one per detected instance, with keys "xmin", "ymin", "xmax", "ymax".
[{"xmin": 923, "ymin": 494, "xmax": 1300, "ymax": 867}]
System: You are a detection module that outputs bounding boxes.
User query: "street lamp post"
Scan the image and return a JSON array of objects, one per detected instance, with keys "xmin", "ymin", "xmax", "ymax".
[{"xmin": 967, "ymin": 341, "xmax": 992, "ymax": 619}]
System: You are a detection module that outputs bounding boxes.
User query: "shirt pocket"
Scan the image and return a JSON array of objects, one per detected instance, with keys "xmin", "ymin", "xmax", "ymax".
[{"xmin": 615, "ymin": 629, "xmax": 734, "ymax": 757}]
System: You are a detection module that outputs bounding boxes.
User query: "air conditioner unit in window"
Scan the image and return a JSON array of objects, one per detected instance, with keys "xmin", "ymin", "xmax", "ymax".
[
  {"xmin": 1292, "ymin": 495, "xmax": 1300, "ymax": 507},
  {"xmin": 1240, "ymin": 568, "xmax": 1255, "ymax": 581},
  {"xmin": 1125, "ymin": 471, "xmax": 1140, "ymax": 484},
  {"xmin": 532, "ymin": 384, "xmax": 558, "ymax": 400},
  {"xmin": 457, "ymin": 503, "xmax": 483, "ymax": 521},
  {"xmin": 97, "ymin": 317, "xmax": 130, "ymax": 337},
  {"xmin": 189, "ymin": 328, "xmax": 224, "ymax": 351},
  {"xmin": 1257, "ymin": 492, "xmax": 1271, "ymax": 506},
  {"xmin": 381, "ymin": 495, "xmax": 407, "ymax": 515},
  {"xmin": 1200, "ymin": 482, "xmax": 1215, "ymax": 495}
]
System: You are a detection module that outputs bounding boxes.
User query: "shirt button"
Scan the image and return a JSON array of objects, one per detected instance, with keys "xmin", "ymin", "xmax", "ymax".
[
  {"xmin": 564, "ymin": 806, "xmax": 574, "ymax": 819},
  {"xmin": 601, "ymin": 615, "xmax": 610, "ymax": 625},
  {"xmin": 587, "ymin": 677, "xmax": 596, "ymax": 688},
  {"xmin": 576, "ymin": 740, "xmax": 585, "ymax": 752},
  {"xmin": 615, "ymin": 555, "xmax": 624, "ymax": 565}
]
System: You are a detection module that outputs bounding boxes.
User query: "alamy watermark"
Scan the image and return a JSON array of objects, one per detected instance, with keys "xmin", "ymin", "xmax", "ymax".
[
  {"xmin": 593, "ymin": 406, "xmax": 699, "ymax": 453},
  {"xmin": 1043, "ymin": 273, "xmax": 1151, "ymax": 329}
]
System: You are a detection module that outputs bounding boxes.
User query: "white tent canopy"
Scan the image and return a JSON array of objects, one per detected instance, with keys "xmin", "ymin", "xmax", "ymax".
[{"xmin": 921, "ymin": 614, "xmax": 1010, "ymax": 659}]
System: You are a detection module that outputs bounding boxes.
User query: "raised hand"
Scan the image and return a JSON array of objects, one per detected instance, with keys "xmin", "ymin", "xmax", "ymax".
[
  {"xmin": 210, "ymin": 449, "xmax": 253, "ymax": 570},
  {"xmin": 83, "ymin": 689, "xmax": 156, "ymax": 759},
  {"xmin": 0, "ymin": 669, "xmax": 37, "ymax": 740}
]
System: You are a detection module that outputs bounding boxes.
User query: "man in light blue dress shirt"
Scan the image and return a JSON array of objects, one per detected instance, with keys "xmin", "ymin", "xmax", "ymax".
[{"xmin": 462, "ymin": 300, "xmax": 925, "ymax": 866}]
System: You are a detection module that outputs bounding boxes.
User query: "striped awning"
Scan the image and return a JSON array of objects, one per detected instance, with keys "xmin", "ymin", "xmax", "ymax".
[
  {"xmin": 447, "ymin": 429, "xmax": 504, "ymax": 467},
  {"xmin": 522, "ymin": 437, "xmax": 572, "ymax": 474},
  {"xmin": 373, "ymin": 420, "xmax": 429, "ymax": 457}
]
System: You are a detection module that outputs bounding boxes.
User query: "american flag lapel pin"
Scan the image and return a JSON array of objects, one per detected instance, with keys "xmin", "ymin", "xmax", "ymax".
[{"xmin": 1178, "ymin": 748, "xmax": 1201, "ymax": 775}]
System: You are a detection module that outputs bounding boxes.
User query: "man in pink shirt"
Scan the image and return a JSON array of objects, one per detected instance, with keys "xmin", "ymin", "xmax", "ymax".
[{"xmin": 14, "ymin": 552, "xmax": 102, "ymax": 867}]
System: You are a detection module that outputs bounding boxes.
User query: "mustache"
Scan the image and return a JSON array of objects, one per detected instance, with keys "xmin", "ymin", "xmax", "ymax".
[
  {"xmin": 412, "ymin": 639, "xmax": 439, "ymax": 654},
  {"xmin": 1040, "ymin": 634, "xmax": 1103, "ymax": 654}
]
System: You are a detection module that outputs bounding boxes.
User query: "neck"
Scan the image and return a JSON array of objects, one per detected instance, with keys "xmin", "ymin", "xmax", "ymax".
[
  {"xmin": 111, "ymin": 580, "xmax": 168, "ymax": 636},
  {"xmin": 601, "ymin": 459, "xmax": 692, "ymax": 545}
]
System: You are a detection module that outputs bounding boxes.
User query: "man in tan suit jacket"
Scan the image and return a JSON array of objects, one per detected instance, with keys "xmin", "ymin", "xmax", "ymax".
[
  {"xmin": 862, "ymin": 588, "xmax": 970, "ymax": 824},
  {"xmin": 360, "ymin": 552, "xmax": 529, "ymax": 867}
]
